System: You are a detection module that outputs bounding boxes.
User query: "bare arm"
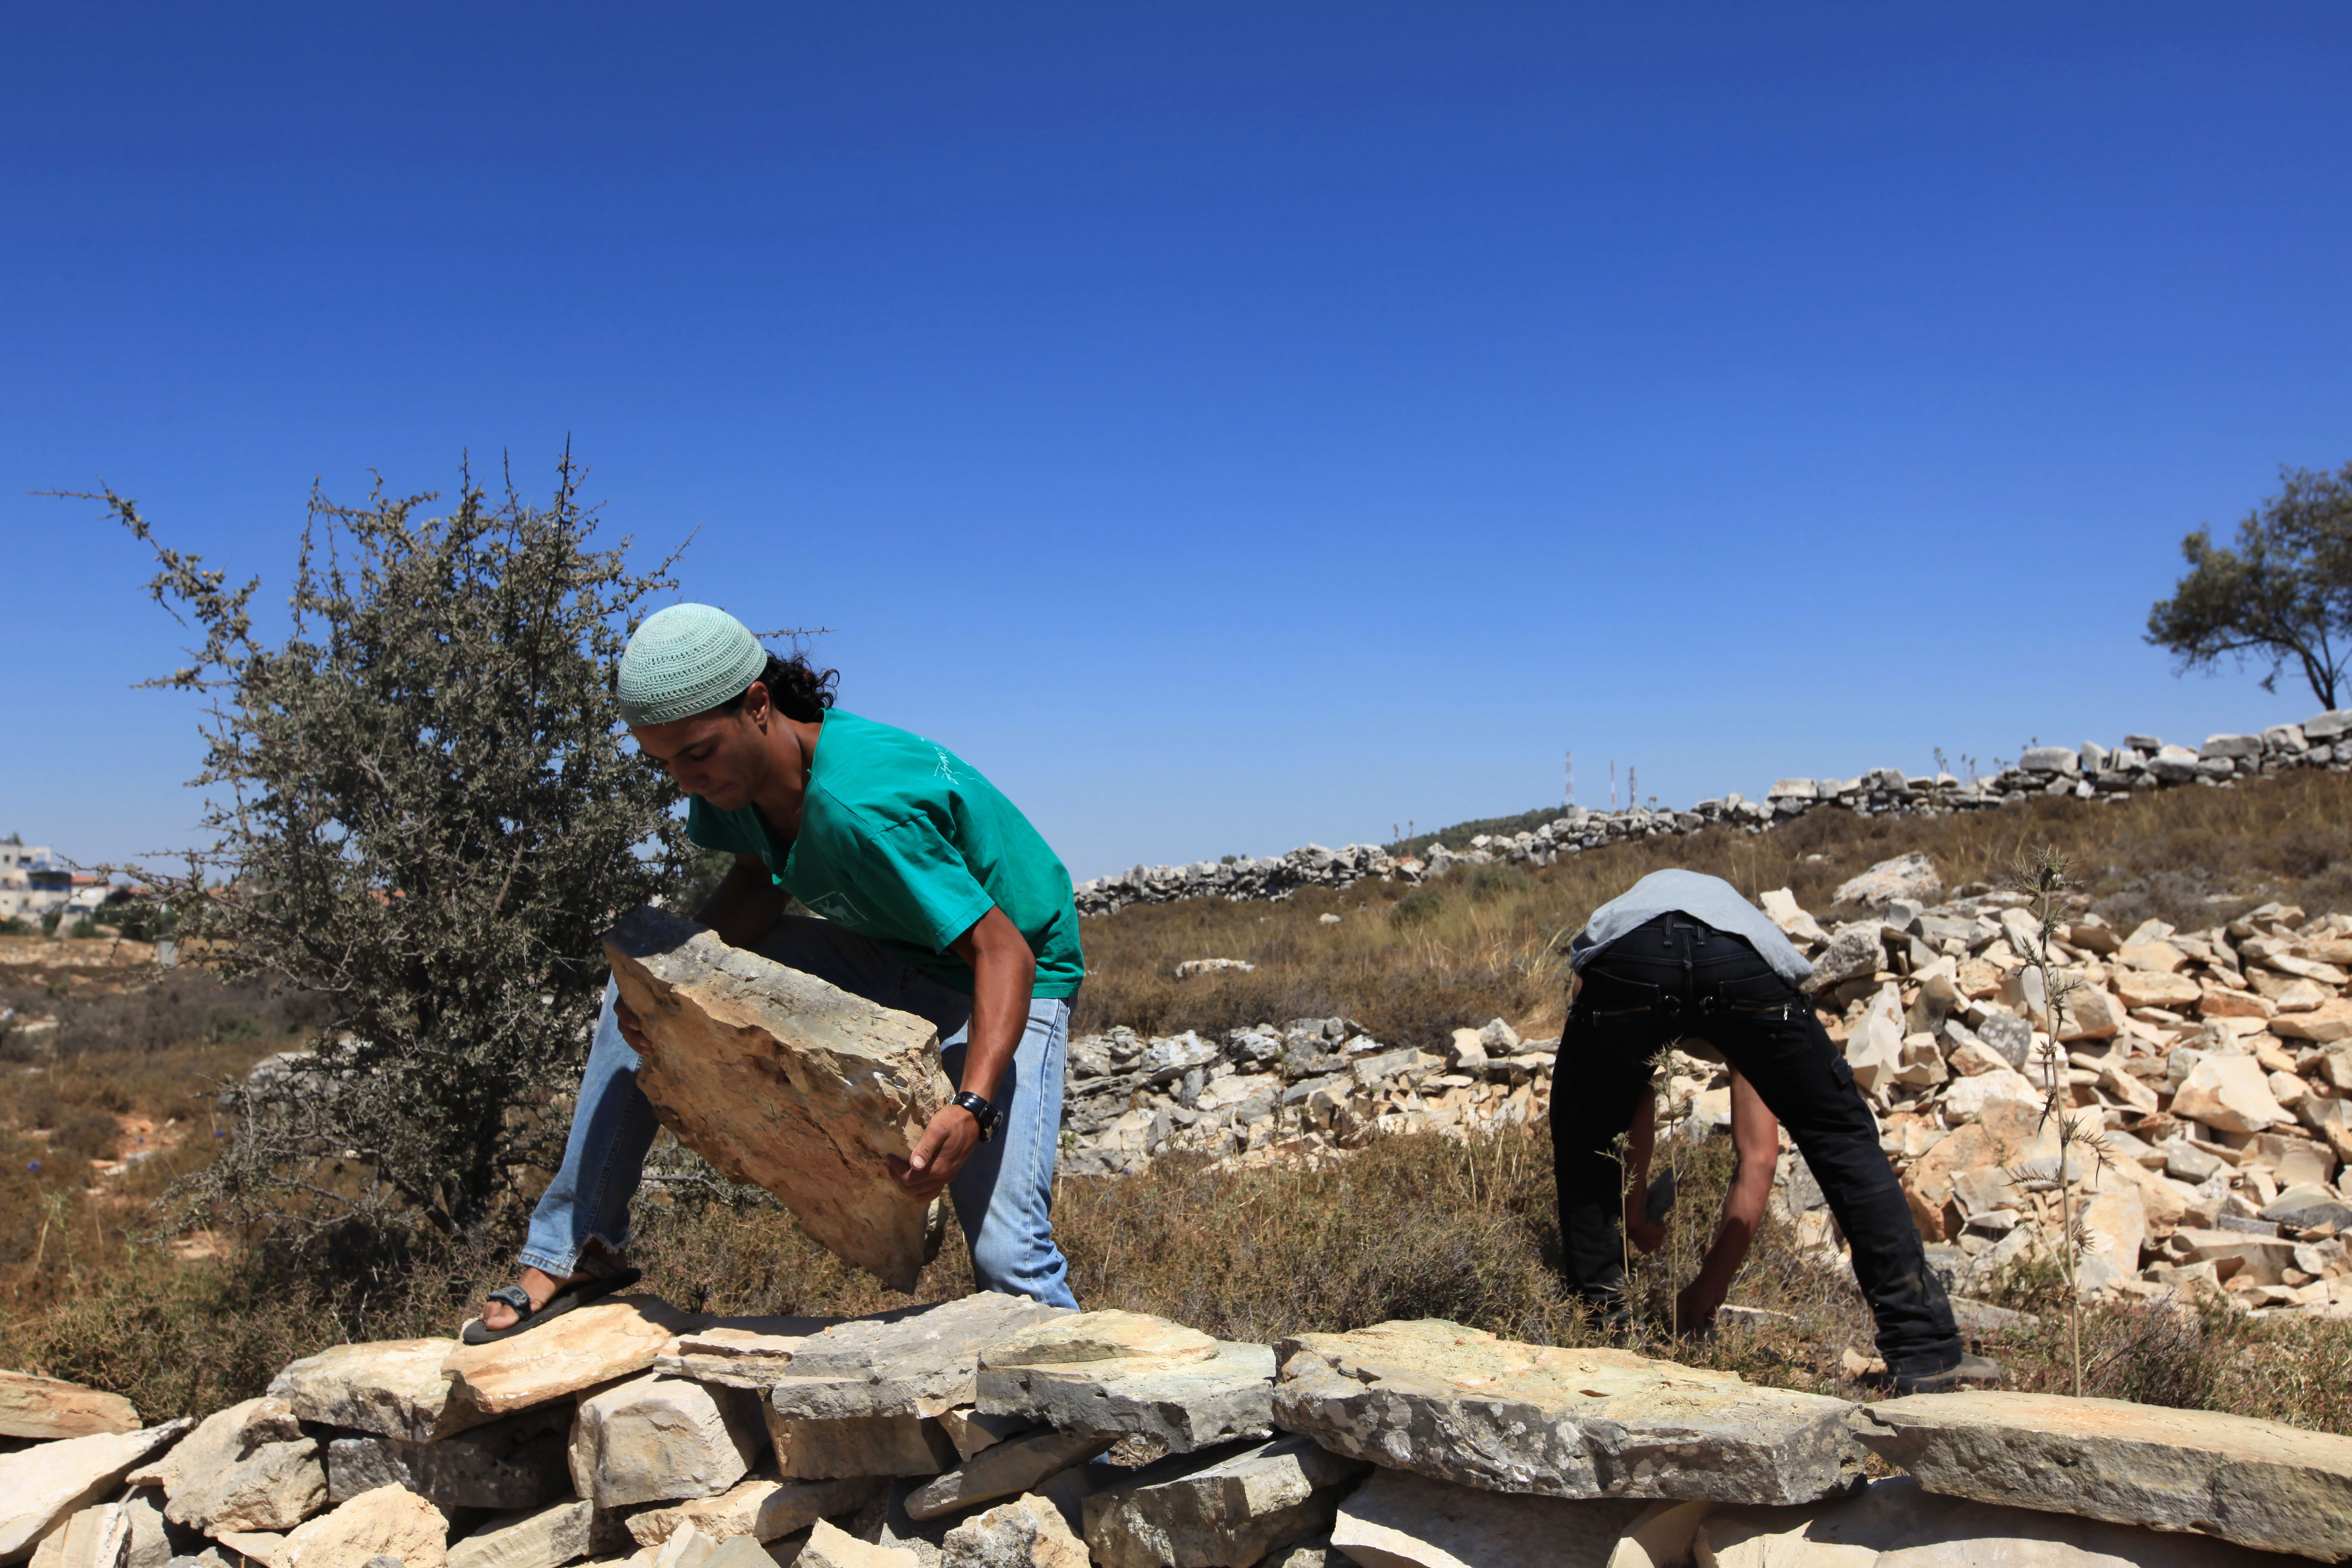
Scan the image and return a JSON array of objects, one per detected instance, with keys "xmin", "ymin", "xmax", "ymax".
[
  {"xmin": 1677, "ymin": 1070, "xmax": 1779, "ymax": 1330},
  {"xmin": 891, "ymin": 905, "xmax": 1036, "ymax": 1201},
  {"xmin": 1623, "ymin": 1085, "xmax": 1663, "ymax": 1253}
]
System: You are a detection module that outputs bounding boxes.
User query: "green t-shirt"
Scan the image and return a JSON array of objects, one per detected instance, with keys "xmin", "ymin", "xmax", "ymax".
[{"xmin": 684, "ymin": 710, "xmax": 1085, "ymax": 999}]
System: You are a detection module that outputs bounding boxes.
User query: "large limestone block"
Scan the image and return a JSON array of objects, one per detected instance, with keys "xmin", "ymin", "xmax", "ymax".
[
  {"xmin": 445, "ymin": 1501, "xmax": 593, "ymax": 1568},
  {"xmin": 2071, "ymin": 1182, "xmax": 2148, "ymax": 1294},
  {"xmin": 325, "ymin": 1405, "xmax": 574, "ymax": 1511},
  {"xmin": 1273, "ymin": 1320, "xmax": 1861, "ymax": 1506},
  {"xmin": 2172, "ymin": 1057, "xmax": 2293, "ymax": 1135},
  {"xmin": 1850, "ymin": 1390, "xmax": 2352, "ymax": 1561},
  {"xmin": 942, "ymin": 1495, "xmax": 1089, "ymax": 1568},
  {"xmin": 907, "ymin": 1429, "xmax": 1112, "ymax": 1522},
  {"xmin": 628, "ymin": 1474, "xmax": 883, "ymax": 1546},
  {"xmin": 799, "ymin": 1520, "xmax": 919, "ymax": 1568},
  {"xmin": 274, "ymin": 1486, "xmax": 447, "ymax": 1568},
  {"xmin": 571, "ymin": 1373, "xmax": 766, "ymax": 1508},
  {"xmin": 1329, "ymin": 1465, "xmax": 1645, "ymax": 1568},
  {"xmin": 763, "ymin": 1411, "xmax": 959, "ymax": 1480},
  {"xmin": 0, "ymin": 1372, "xmax": 140, "ymax": 1441},
  {"xmin": 444, "ymin": 1297, "xmax": 705, "ymax": 1417},
  {"xmin": 604, "ymin": 906, "xmax": 954, "ymax": 1291},
  {"xmin": 269, "ymin": 1338, "xmax": 482, "ymax": 1442},
  {"xmin": 2115, "ymin": 969, "xmax": 2203, "ymax": 1010},
  {"xmin": 0, "ymin": 1420, "xmax": 190, "ymax": 1564},
  {"xmin": 978, "ymin": 1314, "xmax": 1276, "ymax": 1458},
  {"xmin": 767, "ymin": 1296, "xmax": 1073, "ymax": 1422},
  {"xmin": 1082, "ymin": 1437, "xmax": 1366, "ymax": 1568},
  {"xmin": 2272, "ymin": 1000, "xmax": 2352, "ymax": 1044},
  {"xmin": 152, "ymin": 1400, "xmax": 325, "ymax": 1533},
  {"xmin": 1693, "ymin": 1477, "xmax": 2275, "ymax": 1568}
]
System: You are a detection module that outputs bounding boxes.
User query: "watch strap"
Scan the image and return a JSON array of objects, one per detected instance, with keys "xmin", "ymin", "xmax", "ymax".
[{"xmin": 951, "ymin": 1090, "xmax": 1000, "ymax": 1142}]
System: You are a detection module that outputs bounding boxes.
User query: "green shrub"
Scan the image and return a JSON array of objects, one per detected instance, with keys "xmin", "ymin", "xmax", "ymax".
[{"xmin": 1389, "ymin": 888, "xmax": 1445, "ymax": 929}]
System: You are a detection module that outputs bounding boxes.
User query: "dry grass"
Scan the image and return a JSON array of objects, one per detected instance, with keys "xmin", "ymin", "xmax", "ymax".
[{"xmin": 1073, "ymin": 769, "xmax": 2352, "ymax": 1047}]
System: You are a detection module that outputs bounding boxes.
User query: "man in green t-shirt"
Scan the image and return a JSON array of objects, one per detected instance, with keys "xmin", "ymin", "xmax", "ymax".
[{"xmin": 469, "ymin": 605, "xmax": 1085, "ymax": 1341}]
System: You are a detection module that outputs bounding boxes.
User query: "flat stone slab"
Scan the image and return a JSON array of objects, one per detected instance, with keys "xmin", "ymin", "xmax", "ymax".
[
  {"xmin": 1852, "ymin": 1390, "xmax": 2352, "ymax": 1562},
  {"xmin": 444, "ymin": 1500, "xmax": 592, "ymax": 1568},
  {"xmin": 977, "ymin": 1313, "xmax": 1277, "ymax": 1457},
  {"xmin": 274, "ymin": 1484, "xmax": 447, "ymax": 1568},
  {"xmin": 1082, "ymin": 1436, "xmax": 1368, "ymax": 1568},
  {"xmin": 442, "ymin": 1296, "xmax": 705, "ymax": 1416},
  {"xmin": 767, "ymin": 1296, "xmax": 1073, "ymax": 1421},
  {"xmin": 570, "ymin": 1373, "xmax": 765, "ymax": 1508},
  {"xmin": 1696, "ymin": 1475, "xmax": 2284, "ymax": 1568},
  {"xmin": 656, "ymin": 1318, "xmax": 839, "ymax": 1391},
  {"xmin": 1272, "ymin": 1319, "xmax": 1862, "ymax": 1505},
  {"xmin": 0, "ymin": 1371, "xmax": 140, "ymax": 1442},
  {"xmin": 269, "ymin": 1338, "xmax": 481, "ymax": 1442},
  {"xmin": 1328, "ymin": 1465, "xmax": 1645, "ymax": 1568},
  {"xmin": 4, "ymin": 1420, "xmax": 192, "ymax": 1562},
  {"xmin": 605, "ymin": 906, "xmax": 954, "ymax": 1292}
]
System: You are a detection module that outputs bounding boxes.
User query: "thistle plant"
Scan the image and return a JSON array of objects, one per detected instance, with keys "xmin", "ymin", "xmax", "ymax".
[{"xmin": 2003, "ymin": 847, "xmax": 2116, "ymax": 1395}]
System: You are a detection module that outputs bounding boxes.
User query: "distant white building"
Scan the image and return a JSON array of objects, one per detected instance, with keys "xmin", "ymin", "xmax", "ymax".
[{"xmin": 0, "ymin": 844, "xmax": 71, "ymax": 920}]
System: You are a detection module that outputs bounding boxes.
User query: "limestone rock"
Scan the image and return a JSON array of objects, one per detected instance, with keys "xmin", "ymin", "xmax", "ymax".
[
  {"xmin": 657, "ymin": 1320, "xmax": 838, "ymax": 1392},
  {"xmin": 1850, "ymin": 1389, "xmax": 2352, "ymax": 1560},
  {"xmin": 939, "ymin": 1411, "xmax": 1033, "ymax": 1462},
  {"xmin": 1272, "ymin": 1319, "xmax": 1861, "ymax": 1506},
  {"xmin": 940, "ymin": 1496, "xmax": 1088, "ymax": 1568},
  {"xmin": 0, "ymin": 1421, "xmax": 190, "ymax": 1565},
  {"xmin": 153, "ymin": 1400, "xmax": 325, "ymax": 1534},
  {"xmin": 445, "ymin": 1501, "xmax": 594, "ymax": 1568},
  {"xmin": 799, "ymin": 1521, "xmax": 917, "ymax": 1568},
  {"xmin": 906, "ymin": 1430, "xmax": 1112, "ymax": 1522},
  {"xmin": 270, "ymin": 1339, "xmax": 481, "ymax": 1442},
  {"xmin": 978, "ymin": 1314, "xmax": 1276, "ymax": 1458},
  {"xmin": 571, "ymin": 1373, "xmax": 766, "ymax": 1508},
  {"xmin": 1082, "ymin": 1437, "xmax": 1365, "ymax": 1568},
  {"xmin": 1942, "ymin": 1069, "xmax": 2041, "ymax": 1125},
  {"xmin": 325, "ymin": 1405, "xmax": 574, "ymax": 1511},
  {"xmin": 0, "ymin": 1372, "xmax": 140, "ymax": 1441},
  {"xmin": 209, "ymin": 1533, "xmax": 285, "ymax": 1567},
  {"xmin": 1692, "ymin": 1476, "xmax": 2276, "ymax": 1568},
  {"xmin": 767, "ymin": 1297, "xmax": 1073, "ymax": 1422},
  {"xmin": 274, "ymin": 1486, "xmax": 447, "ymax": 1568},
  {"xmin": 121, "ymin": 1495, "xmax": 168, "ymax": 1568},
  {"xmin": 1833, "ymin": 854, "xmax": 1942, "ymax": 911},
  {"xmin": 1328, "ymin": 1466, "xmax": 1644, "ymax": 1568},
  {"xmin": 604, "ymin": 907, "xmax": 954, "ymax": 1292},
  {"xmin": 443, "ymin": 1297, "xmax": 705, "ymax": 1418},
  {"xmin": 649, "ymin": 1527, "xmax": 721, "ymax": 1568},
  {"xmin": 2116, "ymin": 969, "xmax": 2203, "ymax": 1010},
  {"xmin": 628, "ymin": 1475, "xmax": 883, "ymax": 1546},
  {"xmin": 2272, "ymin": 1000, "xmax": 2352, "ymax": 1044},
  {"xmin": 29, "ymin": 1502, "xmax": 130, "ymax": 1568},
  {"xmin": 764, "ymin": 1412, "xmax": 958, "ymax": 1480},
  {"xmin": 1802, "ymin": 926, "xmax": 1884, "ymax": 994},
  {"xmin": 2172, "ymin": 1056, "xmax": 2293, "ymax": 1135}
]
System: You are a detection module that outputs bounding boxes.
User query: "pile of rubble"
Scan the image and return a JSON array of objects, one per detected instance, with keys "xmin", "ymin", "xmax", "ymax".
[
  {"xmin": 1072, "ymin": 707, "xmax": 2352, "ymax": 914},
  {"xmin": 7, "ymin": 1292, "xmax": 2350, "ymax": 1568},
  {"xmin": 1055, "ymin": 858, "xmax": 2352, "ymax": 1320}
]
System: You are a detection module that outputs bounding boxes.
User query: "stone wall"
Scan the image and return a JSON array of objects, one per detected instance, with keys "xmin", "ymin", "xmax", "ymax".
[
  {"xmin": 6, "ymin": 1284, "xmax": 2348, "ymax": 1568},
  {"xmin": 1073, "ymin": 707, "xmax": 2352, "ymax": 915}
]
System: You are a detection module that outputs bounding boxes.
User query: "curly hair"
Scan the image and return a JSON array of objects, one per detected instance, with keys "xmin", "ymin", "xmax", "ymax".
[{"xmin": 718, "ymin": 650, "xmax": 839, "ymax": 723}]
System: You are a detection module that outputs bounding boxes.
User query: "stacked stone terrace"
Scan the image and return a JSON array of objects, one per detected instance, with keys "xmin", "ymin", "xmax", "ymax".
[
  {"xmin": 6, "ymin": 1290, "xmax": 2351, "ymax": 1568},
  {"xmin": 1072, "ymin": 706, "xmax": 2352, "ymax": 915}
]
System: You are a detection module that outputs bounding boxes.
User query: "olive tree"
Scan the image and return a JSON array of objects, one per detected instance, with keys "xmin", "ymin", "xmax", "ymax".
[
  {"xmin": 79, "ymin": 452, "xmax": 687, "ymax": 1243},
  {"xmin": 2147, "ymin": 460, "xmax": 2352, "ymax": 710}
]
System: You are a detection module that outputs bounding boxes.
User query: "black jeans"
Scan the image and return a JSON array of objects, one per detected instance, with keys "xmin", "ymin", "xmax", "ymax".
[{"xmin": 1551, "ymin": 912, "xmax": 1960, "ymax": 1375}]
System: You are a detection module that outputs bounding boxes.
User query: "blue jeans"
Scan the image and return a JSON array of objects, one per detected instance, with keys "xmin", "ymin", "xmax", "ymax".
[{"xmin": 521, "ymin": 916, "xmax": 1079, "ymax": 1310}]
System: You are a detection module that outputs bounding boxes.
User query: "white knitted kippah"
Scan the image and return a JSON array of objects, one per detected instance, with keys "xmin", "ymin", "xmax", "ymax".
[{"xmin": 615, "ymin": 604, "xmax": 768, "ymax": 726}]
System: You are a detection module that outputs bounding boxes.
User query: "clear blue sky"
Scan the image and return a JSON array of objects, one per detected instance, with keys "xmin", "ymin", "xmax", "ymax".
[{"xmin": 5, "ymin": 4, "xmax": 2348, "ymax": 881}]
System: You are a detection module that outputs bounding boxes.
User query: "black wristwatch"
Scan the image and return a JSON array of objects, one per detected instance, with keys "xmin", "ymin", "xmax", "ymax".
[{"xmin": 951, "ymin": 1090, "xmax": 1001, "ymax": 1143}]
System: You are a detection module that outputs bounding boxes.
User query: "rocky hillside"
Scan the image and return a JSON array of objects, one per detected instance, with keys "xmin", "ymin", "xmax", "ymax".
[
  {"xmin": 1056, "ymin": 860, "xmax": 2352, "ymax": 1325},
  {"xmin": 6, "ymin": 1284, "xmax": 2349, "ymax": 1568}
]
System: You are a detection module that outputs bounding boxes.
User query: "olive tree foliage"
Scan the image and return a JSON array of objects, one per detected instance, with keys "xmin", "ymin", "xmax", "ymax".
[
  {"xmin": 2146, "ymin": 460, "xmax": 2352, "ymax": 710},
  {"xmin": 82, "ymin": 454, "xmax": 688, "ymax": 1244}
]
